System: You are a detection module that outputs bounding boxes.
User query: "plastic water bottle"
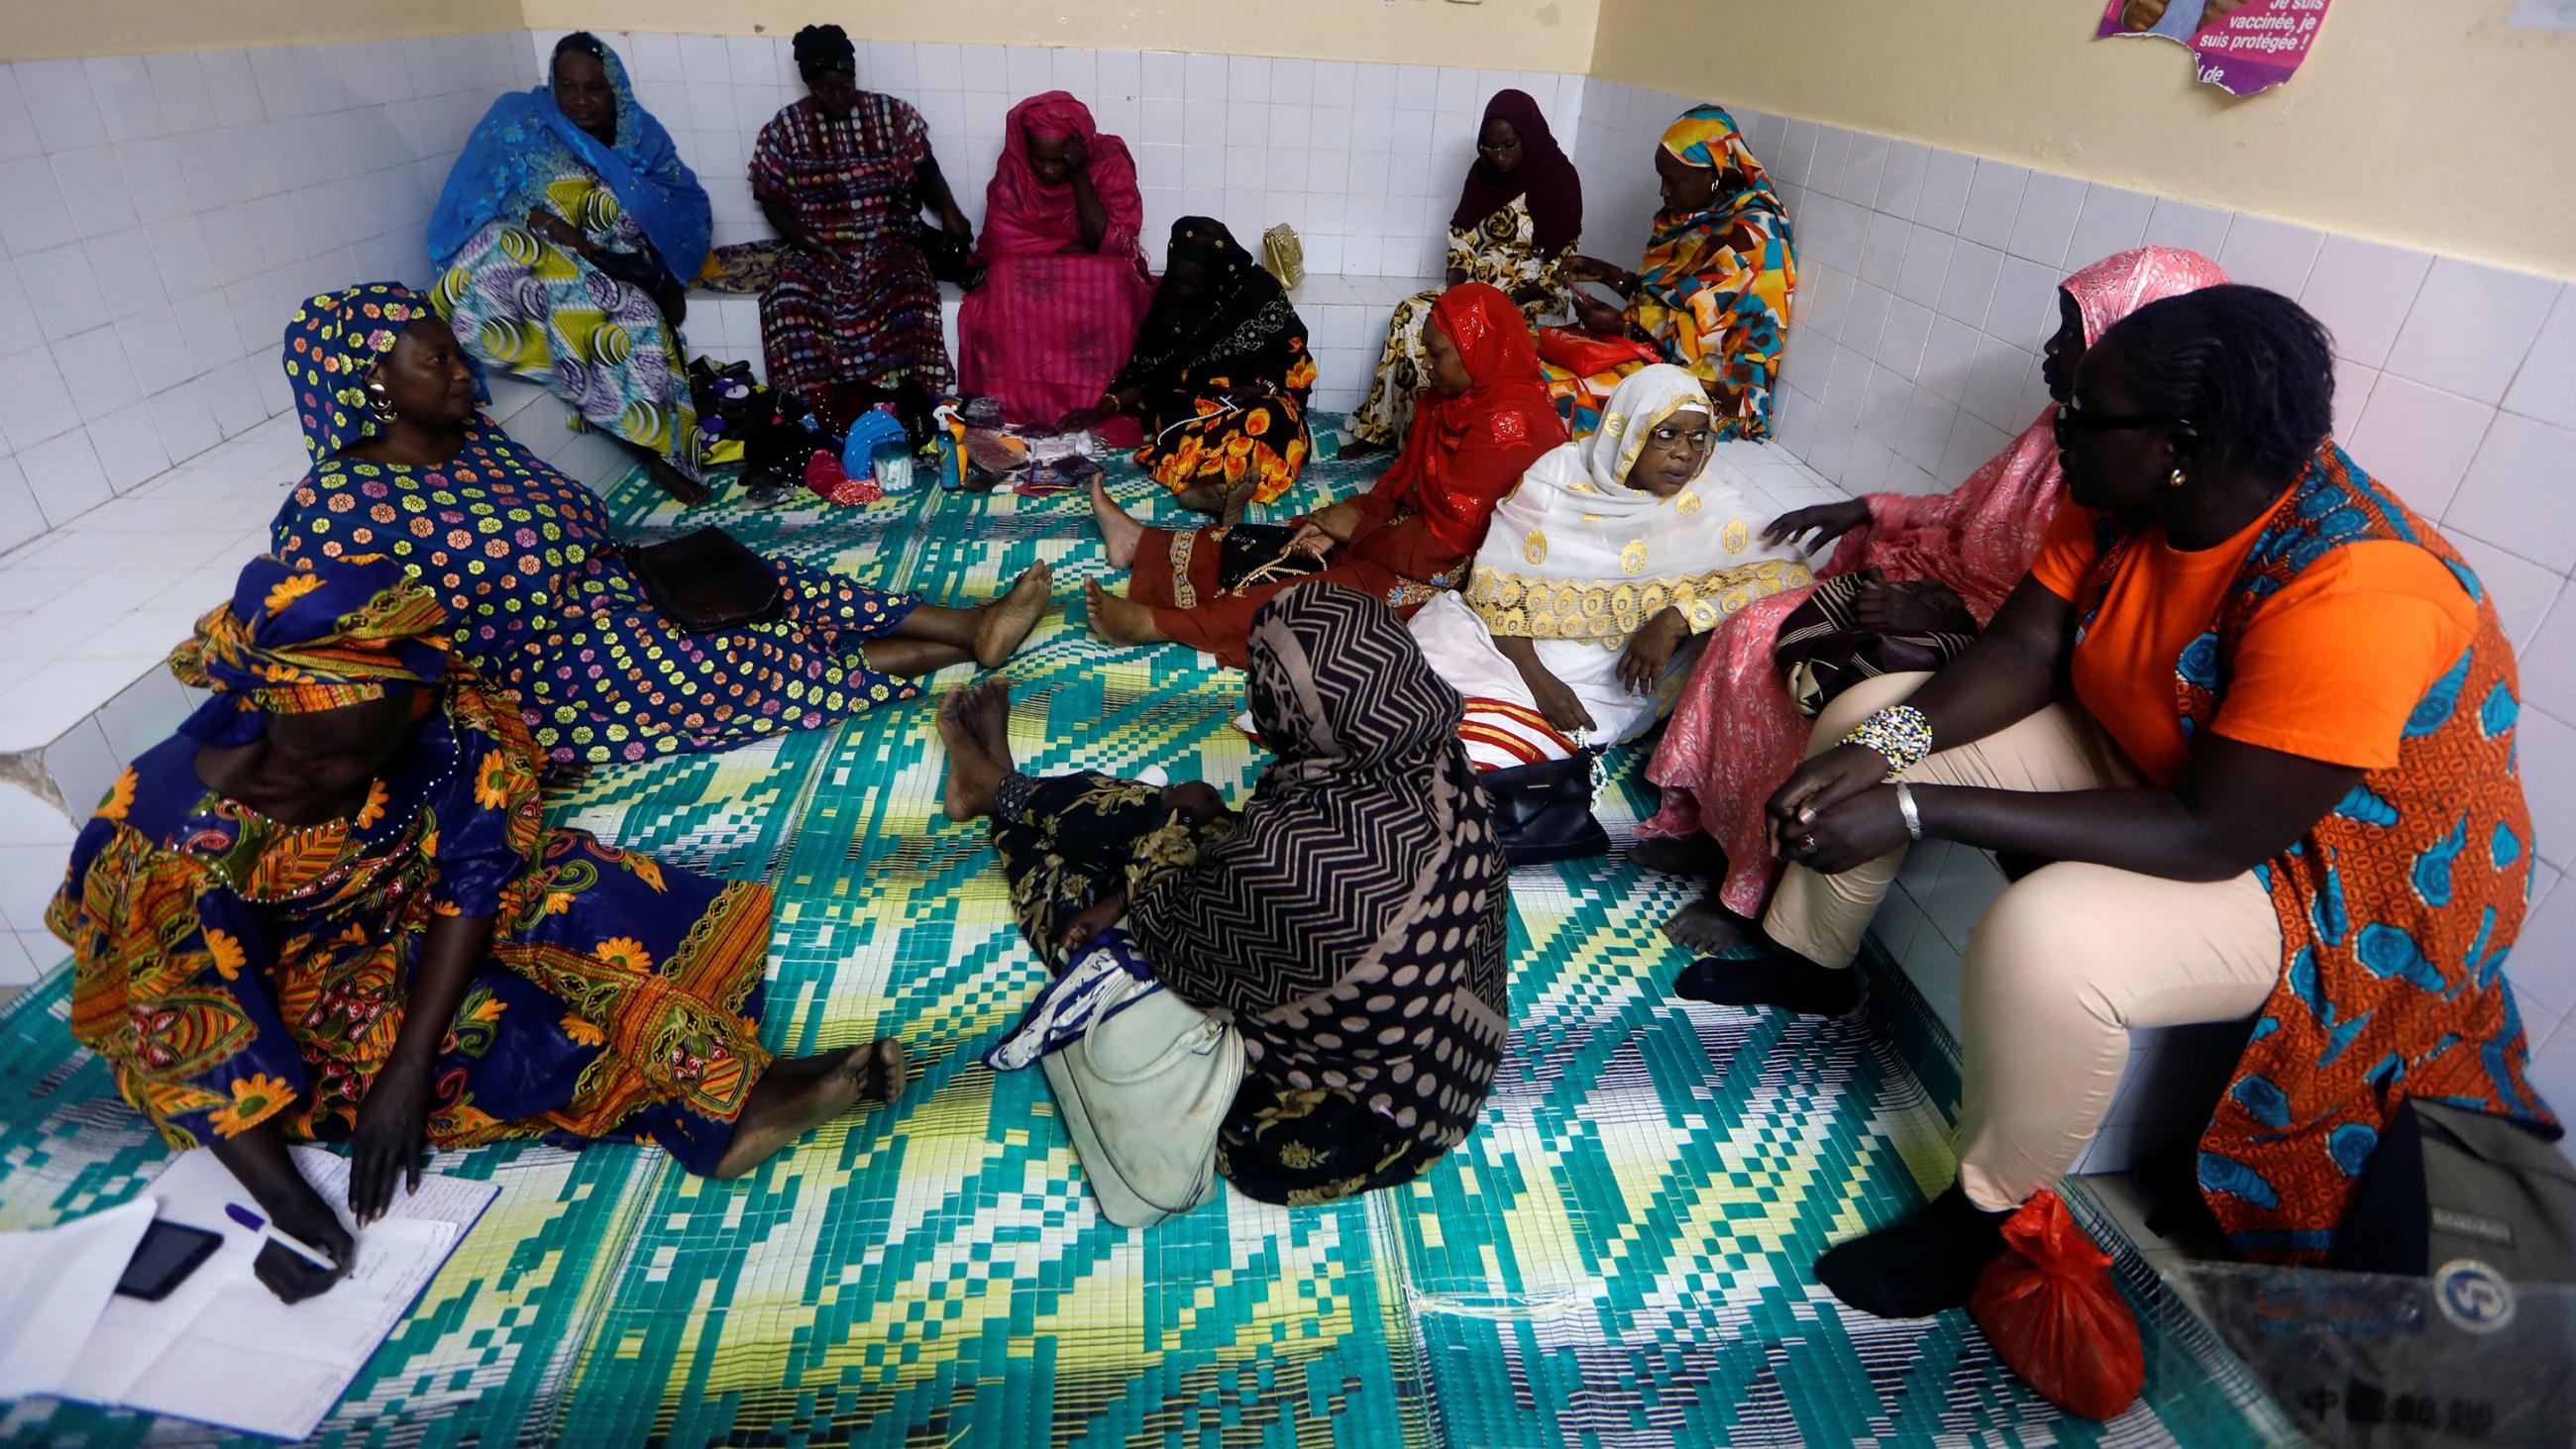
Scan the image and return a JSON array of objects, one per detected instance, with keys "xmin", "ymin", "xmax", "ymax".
[{"xmin": 872, "ymin": 438, "xmax": 914, "ymax": 494}]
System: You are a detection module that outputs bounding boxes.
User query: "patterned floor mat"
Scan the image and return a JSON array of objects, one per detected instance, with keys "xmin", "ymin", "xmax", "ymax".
[{"xmin": 0, "ymin": 438, "xmax": 2291, "ymax": 1447}]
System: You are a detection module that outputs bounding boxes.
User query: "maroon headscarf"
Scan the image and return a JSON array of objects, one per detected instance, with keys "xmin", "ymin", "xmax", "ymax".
[{"xmin": 1449, "ymin": 89, "xmax": 1582, "ymax": 257}]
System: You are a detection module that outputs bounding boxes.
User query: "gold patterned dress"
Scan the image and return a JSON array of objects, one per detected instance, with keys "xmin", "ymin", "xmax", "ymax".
[{"xmin": 1348, "ymin": 196, "xmax": 1573, "ymax": 446}]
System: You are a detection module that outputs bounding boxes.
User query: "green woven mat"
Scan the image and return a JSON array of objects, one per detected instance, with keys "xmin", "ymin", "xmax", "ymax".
[{"xmin": 0, "ymin": 438, "xmax": 2291, "ymax": 1447}]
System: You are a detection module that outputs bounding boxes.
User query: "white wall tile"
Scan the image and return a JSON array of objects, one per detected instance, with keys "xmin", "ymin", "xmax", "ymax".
[
  {"xmin": 2522, "ymin": 708, "xmax": 2576, "ymax": 873},
  {"xmin": 2345, "ymin": 374, "xmax": 2496, "ymax": 522},
  {"xmin": 2515, "ymin": 867, "xmax": 2576, "ymax": 1021},
  {"xmin": 2005, "ymin": 169, "xmax": 2084, "ymax": 268},
  {"xmin": 1956, "ymin": 159, "xmax": 2028, "ymax": 254},
  {"xmin": 2296, "ymin": 234, "xmax": 2435, "ymax": 370},
  {"xmin": 88, "ymin": 401, "xmax": 169, "ymax": 491},
  {"xmin": 2502, "ymin": 285, "xmax": 2576, "ymax": 434},
  {"xmin": 2386, "ymin": 257, "xmax": 2560, "ymax": 406},
  {"xmin": 0, "ymin": 68, "xmax": 40, "ymax": 162},
  {"xmin": 2215, "ymin": 215, "xmax": 2323, "ymax": 299},
  {"xmin": 0, "ymin": 155, "xmax": 74, "ymax": 256},
  {"xmin": 2064, "ymin": 184, "xmax": 2155, "ymax": 272},
  {"xmin": 17, "ymin": 60, "xmax": 107, "ymax": 153},
  {"xmin": 2449, "ymin": 413, "xmax": 2576, "ymax": 573},
  {"xmin": 15, "ymin": 244, "xmax": 106, "ymax": 342},
  {"xmin": 1936, "ymin": 240, "xmax": 2002, "ymax": 328},
  {"xmin": 2522, "ymin": 588, "xmax": 2576, "ymax": 734},
  {"xmin": 2141, "ymin": 197, "xmax": 2232, "ymax": 260},
  {"xmin": 16, "ymin": 428, "xmax": 110, "ymax": 526},
  {"xmin": 51, "ymin": 326, "xmax": 140, "ymax": 423}
]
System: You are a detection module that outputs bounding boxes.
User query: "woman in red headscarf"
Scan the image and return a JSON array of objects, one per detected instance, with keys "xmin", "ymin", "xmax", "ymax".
[
  {"xmin": 956, "ymin": 92, "xmax": 1156, "ymax": 440},
  {"xmin": 1083, "ymin": 282, "xmax": 1564, "ymax": 668}
]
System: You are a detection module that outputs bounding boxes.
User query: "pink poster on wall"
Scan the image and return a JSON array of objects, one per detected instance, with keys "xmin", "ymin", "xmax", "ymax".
[{"xmin": 2097, "ymin": 0, "xmax": 2334, "ymax": 97}]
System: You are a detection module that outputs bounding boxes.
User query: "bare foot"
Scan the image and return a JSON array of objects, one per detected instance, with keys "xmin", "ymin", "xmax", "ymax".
[
  {"xmin": 1084, "ymin": 579, "xmax": 1164, "ymax": 646},
  {"xmin": 973, "ymin": 563, "xmax": 1053, "ymax": 669},
  {"xmin": 646, "ymin": 456, "xmax": 710, "ymax": 506},
  {"xmin": 1171, "ymin": 480, "xmax": 1229, "ymax": 516},
  {"xmin": 1630, "ymin": 834, "xmax": 1726, "ymax": 882},
  {"xmin": 1218, "ymin": 478, "xmax": 1255, "ymax": 528},
  {"xmin": 937, "ymin": 679, "xmax": 1013, "ymax": 821},
  {"xmin": 1091, "ymin": 478, "xmax": 1143, "ymax": 570},
  {"xmin": 1663, "ymin": 892, "xmax": 1753, "ymax": 955},
  {"xmin": 712, "ymin": 1037, "xmax": 906, "ymax": 1179}
]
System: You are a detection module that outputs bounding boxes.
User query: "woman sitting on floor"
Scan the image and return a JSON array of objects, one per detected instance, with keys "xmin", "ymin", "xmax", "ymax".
[
  {"xmin": 1346, "ymin": 89, "xmax": 1582, "ymax": 453},
  {"xmin": 751, "ymin": 24, "xmax": 972, "ymax": 394},
  {"xmin": 1636, "ymin": 247, "xmax": 2230, "ymax": 951},
  {"xmin": 1412, "ymin": 364, "xmax": 1812, "ymax": 764},
  {"xmin": 1693, "ymin": 285, "xmax": 2554, "ymax": 1314},
  {"xmin": 428, "ymin": 32, "xmax": 714, "ymax": 504},
  {"xmin": 957, "ymin": 91, "xmax": 1157, "ymax": 439},
  {"xmin": 1057, "ymin": 218, "xmax": 1318, "ymax": 520},
  {"xmin": 51, "ymin": 555, "xmax": 907, "ymax": 1304},
  {"xmin": 1548, "ymin": 104, "xmax": 1793, "ymax": 440},
  {"xmin": 1083, "ymin": 282, "xmax": 1562, "ymax": 668},
  {"xmin": 268, "ymin": 285, "xmax": 1050, "ymax": 767},
  {"xmin": 938, "ymin": 584, "xmax": 1509, "ymax": 1204}
]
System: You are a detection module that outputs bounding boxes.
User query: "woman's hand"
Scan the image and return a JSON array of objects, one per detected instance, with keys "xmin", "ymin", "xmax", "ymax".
[
  {"xmin": 938, "ymin": 204, "xmax": 973, "ymax": 242},
  {"xmin": 1767, "ymin": 742, "xmax": 1891, "ymax": 860},
  {"xmin": 1570, "ymin": 291, "xmax": 1627, "ymax": 338},
  {"xmin": 1509, "ymin": 281, "xmax": 1556, "ymax": 312},
  {"xmin": 1781, "ymin": 782, "xmax": 1909, "ymax": 874},
  {"xmin": 1558, "ymin": 255, "xmax": 1611, "ymax": 284},
  {"xmin": 1060, "ymin": 892, "xmax": 1127, "ymax": 957},
  {"xmin": 1286, "ymin": 521, "xmax": 1337, "ymax": 558},
  {"xmin": 1056, "ymin": 402, "xmax": 1118, "ymax": 433},
  {"xmin": 528, "ymin": 209, "xmax": 592, "ymax": 257},
  {"xmin": 349, "ymin": 1053, "xmax": 431, "ymax": 1225},
  {"xmin": 1526, "ymin": 669, "xmax": 1596, "ymax": 736},
  {"xmin": 1160, "ymin": 780, "xmax": 1229, "ymax": 824},
  {"xmin": 1763, "ymin": 499, "xmax": 1871, "ymax": 553},
  {"xmin": 1855, "ymin": 578, "xmax": 1977, "ymax": 636},
  {"xmin": 1307, "ymin": 500, "xmax": 1365, "ymax": 543},
  {"xmin": 258, "ymin": 1182, "xmax": 357, "ymax": 1305},
  {"xmin": 1616, "ymin": 607, "xmax": 1689, "ymax": 696},
  {"xmin": 1060, "ymin": 130, "xmax": 1091, "ymax": 176}
]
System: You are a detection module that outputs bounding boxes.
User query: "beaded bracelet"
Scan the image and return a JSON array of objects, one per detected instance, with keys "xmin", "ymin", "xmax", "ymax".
[{"xmin": 1840, "ymin": 704, "xmax": 1933, "ymax": 780}]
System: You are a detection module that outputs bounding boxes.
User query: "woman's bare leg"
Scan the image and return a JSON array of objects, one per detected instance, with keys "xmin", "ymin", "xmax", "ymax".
[
  {"xmin": 1090, "ymin": 478, "xmax": 1144, "ymax": 569},
  {"xmin": 712, "ymin": 1037, "xmax": 906, "ymax": 1179},
  {"xmin": 937, "ymin": 679, "xmax": 1016, "ymax": 821},
  {"xmin": 883, "ymin": 564, "xmax": 1055, "ymax": 672}
]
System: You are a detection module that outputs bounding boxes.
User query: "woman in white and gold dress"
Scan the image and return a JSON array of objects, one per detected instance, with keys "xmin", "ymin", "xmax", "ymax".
[{"xmin": 1411, "ymin": 364, "xmax": 1812, "ymax": 766}]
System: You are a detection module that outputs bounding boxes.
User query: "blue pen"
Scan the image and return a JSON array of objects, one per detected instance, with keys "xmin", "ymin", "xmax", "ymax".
[{"xmin": 223, "ymin": 1202, "xmax": 340, "ymax": 1271}]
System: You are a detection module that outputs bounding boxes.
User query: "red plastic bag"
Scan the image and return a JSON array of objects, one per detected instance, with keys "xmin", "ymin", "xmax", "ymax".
[
  {"xmin": 1969, "ymin": 1190, "xmax": 2144, "ymax": 1421},
  {"xmin": 1535, "ymin": 327, "xmax": 1662, "ymax": 377}
]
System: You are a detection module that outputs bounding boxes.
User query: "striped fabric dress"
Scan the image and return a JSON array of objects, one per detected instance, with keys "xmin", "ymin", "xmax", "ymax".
[{"xmin": 749, "ymin": 95, "xmax": 954, "ymax": 392}]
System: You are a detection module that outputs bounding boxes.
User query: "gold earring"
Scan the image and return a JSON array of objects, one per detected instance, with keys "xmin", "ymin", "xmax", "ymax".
[{"xmin": 2168, "ymin": 467, "xmax": 2187, "ymax": 489}]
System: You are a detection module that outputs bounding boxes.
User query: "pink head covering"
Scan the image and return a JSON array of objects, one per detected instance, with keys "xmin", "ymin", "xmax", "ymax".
[
  {"xmin": 973, "ymin": 91, "xmax": 1147, "ymax": 267},
  {"xmin": 2063, "ymin": 246, "xmax": 2231, "ymax": 347}
]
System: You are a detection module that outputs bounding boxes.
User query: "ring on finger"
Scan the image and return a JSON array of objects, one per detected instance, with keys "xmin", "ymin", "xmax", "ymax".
[{"xmin": 1793, "ymin": 834, "xmax": 1819, "ymax": 858}]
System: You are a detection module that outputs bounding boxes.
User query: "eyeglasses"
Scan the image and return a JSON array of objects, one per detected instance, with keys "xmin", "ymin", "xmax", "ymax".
[{"xmin": 2052, "ymin": 401, "xmax": 2193, "ymax": 445}]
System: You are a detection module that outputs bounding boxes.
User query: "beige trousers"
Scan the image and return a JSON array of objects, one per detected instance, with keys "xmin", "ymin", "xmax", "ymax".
[{"xmin": 1761, "ymin": 673, "xmax": 2282, "ymax": 1210}]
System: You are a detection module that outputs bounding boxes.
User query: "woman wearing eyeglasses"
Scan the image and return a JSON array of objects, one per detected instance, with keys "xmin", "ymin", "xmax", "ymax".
[
  {"xmin": 1696, "ymin": 285, "xmax": 2555, "ymax": 1315},
  {"xmin": 1344, "ymin": 90, "xmax": 1581, "ymax": 453}
]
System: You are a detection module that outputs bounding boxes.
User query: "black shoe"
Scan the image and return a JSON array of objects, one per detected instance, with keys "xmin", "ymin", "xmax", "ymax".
[
  {"xmin": 1672, "ymin": 950, "xmax": 1861, "ymax": 1016},
  {"xmin": 1814, "ymin": 1182, "xmax": 2014, "ymax": 1318}
]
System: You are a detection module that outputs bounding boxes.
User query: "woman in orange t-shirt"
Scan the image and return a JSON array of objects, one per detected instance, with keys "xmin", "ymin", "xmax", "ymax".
[{"xmin": 1691, "ymin": 285, "xmax": 2554, "ymax": 1318}]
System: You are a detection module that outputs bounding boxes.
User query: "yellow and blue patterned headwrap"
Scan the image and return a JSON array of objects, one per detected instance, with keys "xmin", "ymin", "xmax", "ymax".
[
  {"xmin": 280, "ymin": 282, "xmax": 482, "ymax": 466},
  {"xmin": 170, "ymin": 554, "xmax": 453, "ymax": 745},
  {"xmin": 1656, "ymin": 104, "xmax": 1783, "ymax": 222}
]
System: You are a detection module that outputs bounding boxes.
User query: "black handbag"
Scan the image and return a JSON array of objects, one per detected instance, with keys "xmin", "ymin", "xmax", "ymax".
[
  {"xmin": 617, "ymin": 527, "xmax": 784, "ymax": 634},
  {"xmin": 1773, "ymin": 570, "xmax": 1979, "ymax": 716},
  {"xmin": 1480, "ymin": 749, "xmax": 1609, "ymax": 866}
]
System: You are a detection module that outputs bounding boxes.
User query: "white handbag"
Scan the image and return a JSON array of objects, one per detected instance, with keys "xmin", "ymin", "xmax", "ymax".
[{"xmin": 988, "ymin": 926, "xmax": 1243, "ymax": 1228}]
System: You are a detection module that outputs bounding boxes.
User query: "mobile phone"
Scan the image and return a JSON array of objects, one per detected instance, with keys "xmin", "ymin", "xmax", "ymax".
[{"xmin": 114, "ymin": 1220, "xmax": 223, "ymax": 1301}]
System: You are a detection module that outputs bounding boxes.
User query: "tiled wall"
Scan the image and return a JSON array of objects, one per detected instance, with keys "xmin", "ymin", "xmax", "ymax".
[
  {"xmin": 0, "ymin": 35, "xmax": 528, "ymax": 557},
  {"xmin": 574, "ymin": 30, "xmax": 1586, "ymax": 410},
  {"xmin": 1583, "ymin": 76, "xmax": 2576, "ymax": 1133}
]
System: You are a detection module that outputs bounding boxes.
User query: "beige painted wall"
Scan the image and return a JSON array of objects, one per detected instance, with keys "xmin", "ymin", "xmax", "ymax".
[
  {"xmin": 521, "ymin": 0, "xmax": 1601, "ymax": 71},
  {"xmin": 3, "ymin": 0, "xmax": 526, "ymax": 60},
  {"xmin": 1590, "ymin": 0, "xmax": 2576, "ymax": 279}
]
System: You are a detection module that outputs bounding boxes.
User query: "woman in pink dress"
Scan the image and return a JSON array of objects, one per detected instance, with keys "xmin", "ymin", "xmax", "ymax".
[
  {"xmin": 1637, "ymin": 246, "xmax": 2230, "ymax": 950},
  {"xmin": 958, "ymin": 92, "xmax": 1157, "ymax": 444}
]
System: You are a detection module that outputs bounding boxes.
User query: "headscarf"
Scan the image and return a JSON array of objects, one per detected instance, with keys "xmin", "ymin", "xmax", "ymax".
[
  {"xmin": 170, "ymin": 555, "xmax": 452, "ymax": 746},
  {"xmin": 281, "ymin": 283, "xmax": 483, "ymax": 466},
  {"xmin": 1466, "ymin": 364, "xmax": 1811, "ymax": 645},
  {"xmin": 1657, "ymin": 104, "xmax": 1784, "ymax": 224},
  {"xmin": 1449, "ymin": 89, "xmax": 1582, "ymax": 258},
  {"xmin": 1370, "ymin": 282, "xmax": 1565, "ymax": 555},
  {"xmin": 425, "ymin": 34, "xmax": 711, "ymax": 282},
  {"xmin": 972, "ymin": 92, "xmax": 1149, "ymax": 268},
  {"xmin": 1111, "ymin": 218, "xmax": 1306, "ymax": 402},
  {"xmin": 1834, "ymin": 246, "xmax": 2232, "ymax": 620},
  {"xmin": 1133, "ymin": 584, "xmax": 1505, "ymax": 1063}
]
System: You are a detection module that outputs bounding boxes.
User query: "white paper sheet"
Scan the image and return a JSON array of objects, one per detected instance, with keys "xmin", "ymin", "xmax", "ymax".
[
  {"xmin": 0, "ymin": 1196, "xmax": 157, "ymax": 1398},
  {"xmin": 42, "ymin": 1147, "xmax": 493, "ymax": 1440}
]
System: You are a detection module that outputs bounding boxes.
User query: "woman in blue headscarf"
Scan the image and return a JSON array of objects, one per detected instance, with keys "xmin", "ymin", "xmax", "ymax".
[{"xmin": 427, "ymin": 33, "xmax": 716, "ymax": 503}]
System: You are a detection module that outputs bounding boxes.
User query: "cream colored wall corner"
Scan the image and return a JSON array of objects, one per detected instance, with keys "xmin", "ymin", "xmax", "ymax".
[
  {"xmin": 1587, "ymin": 0, "xmax": 2576, "ymax": 281},
  {"xmin": 519, "ymin": 0, "xmax": 1602, "ymax": 71},
  {"xmin": 1, "ymin": 0, "xmax": 528, "ymax": 61}
]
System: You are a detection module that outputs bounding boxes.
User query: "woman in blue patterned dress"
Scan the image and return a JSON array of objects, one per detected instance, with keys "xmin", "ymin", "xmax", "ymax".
[
  {"xmin": 269, "ymin": 285, "xmax": 1053, "ymax": 767},
  {"xmin": 428, "ymin": 33, "xmax": 714, "ymax": 503}
]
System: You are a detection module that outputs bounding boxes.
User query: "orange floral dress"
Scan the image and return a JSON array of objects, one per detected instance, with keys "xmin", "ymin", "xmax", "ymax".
[{"xmin": 49, "ymin": 674, "xmax": 775, "ymax": 1176}]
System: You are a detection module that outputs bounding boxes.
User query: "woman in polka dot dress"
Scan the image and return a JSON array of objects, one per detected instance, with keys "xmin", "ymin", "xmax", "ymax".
[{"xmin": 268, "ymin": 284, "xmax": 1052, "ymax": 766}]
